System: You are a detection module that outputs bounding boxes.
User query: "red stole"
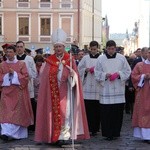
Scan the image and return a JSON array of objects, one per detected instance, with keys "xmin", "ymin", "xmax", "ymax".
[{"xmin": 45, "ymin": 53, "xmax": 70, "ymax": 142}]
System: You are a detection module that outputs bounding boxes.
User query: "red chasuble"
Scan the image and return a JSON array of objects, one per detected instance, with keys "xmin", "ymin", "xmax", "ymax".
[{"xmin": 35, "ymin": 52, "xmax": 90, "ymax": 143}]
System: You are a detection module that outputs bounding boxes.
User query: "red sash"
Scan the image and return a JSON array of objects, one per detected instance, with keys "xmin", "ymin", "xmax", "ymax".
[{"xmin": 46, "ymin": 53, "xmax": 70, "ymax": 142}]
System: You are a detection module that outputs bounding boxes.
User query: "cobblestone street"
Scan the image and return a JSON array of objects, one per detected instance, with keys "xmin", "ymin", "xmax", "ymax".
[{"xmin": 1, "ymin": 113, "xmax": 150, "ymax": 150}]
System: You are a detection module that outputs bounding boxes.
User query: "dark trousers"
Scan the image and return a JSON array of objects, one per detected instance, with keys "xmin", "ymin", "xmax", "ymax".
[
  {"xmin": 84, "ymin": 100, "xmax": 100, "ymax": 133},
  {"xmin": 28, "ymin": 98, "xmax": 37, "ymax": 131},
  {"xmin": 100, "ymin": 103, "xmax": 124, "ymax": 138},
  {"xmin": 125, "ymin": 86, "xmax": 135, "ymax": 114}
]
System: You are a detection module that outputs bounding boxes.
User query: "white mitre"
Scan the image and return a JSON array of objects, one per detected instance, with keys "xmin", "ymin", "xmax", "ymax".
[{"xmin": 51, "ymin": 28, "xmax": 67, "ymax": 46}]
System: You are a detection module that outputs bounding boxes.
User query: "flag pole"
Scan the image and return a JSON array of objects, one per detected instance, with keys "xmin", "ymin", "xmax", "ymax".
[{"xmin": 69, "ymin": 44, "xmax": 75, "ymax": 150}]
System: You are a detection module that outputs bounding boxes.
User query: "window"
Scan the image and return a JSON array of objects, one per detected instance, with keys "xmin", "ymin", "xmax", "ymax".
[
  {"xmin": 17, "ymin": 14, "xmax": 30, "ymax": 42},
  {"xmin": 39, "ymin": 14, "xmax": 52, "ymax": 42},
  {"xmin": 19, "ymin": 17, "xmax": 29, "ymax": 35},
  {"xmin": 40, "ymin": 18, "xmax": 51, "ymax": 35},
  {"xmin": 59, "ymin": 14, "xmax": 73, "ymax": 42}
]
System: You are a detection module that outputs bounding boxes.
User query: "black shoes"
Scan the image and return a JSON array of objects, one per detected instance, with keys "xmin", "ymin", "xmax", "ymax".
[
  {"xmin": 0, "ymin": 134, "xmax": 17, "ymax": 142},
  {"xmin": 105, "ymin": 137, "xmax": 117, "ymax": 141},
  {"xmin": 143, "ymin": 140, "xmax": 150, "ymax": 144},
  {"xmin": 90, "ymin": 132, "xmax": 97, "ymax": 136},
  {"xmin": 126, "ymin": 111, "xmax": 130, "ymax": 114},
  {"xmin": 0, "ymin": 135, "xmax": 8, "ymax": 142},
  {"xmin": 51, "ymin": 140, "xmax": 70, "ymax": 147},
  {"xmin": 57, "ymin": 140, "xmax": 65, "ymax": 146},
  {"xmin": 105, "ymin": 137, "xmax": 113, "ymax": 141}
]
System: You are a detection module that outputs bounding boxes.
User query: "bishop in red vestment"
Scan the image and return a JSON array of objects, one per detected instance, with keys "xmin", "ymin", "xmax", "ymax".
[{"xmin": 34, "ymin": 28, "xmax": 90, "ymax": 145}]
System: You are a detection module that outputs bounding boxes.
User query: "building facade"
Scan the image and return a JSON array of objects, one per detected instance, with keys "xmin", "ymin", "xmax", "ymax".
[
  {"xmin": 138, "ymin": 0, "xmax": 149, "ymax": 48},
  {"xmin": 0, "ymin": 0, "xmax": 102, "ymax": 53}
]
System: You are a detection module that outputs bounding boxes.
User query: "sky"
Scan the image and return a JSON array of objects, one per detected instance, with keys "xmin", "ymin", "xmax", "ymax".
[{"xmin": 102, "ymin": 0, "xmax": 140, "ymax": 34}]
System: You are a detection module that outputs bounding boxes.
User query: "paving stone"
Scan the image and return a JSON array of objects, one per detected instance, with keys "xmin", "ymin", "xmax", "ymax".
[{"xmin": 1, "ymin": 113, "xmax": 150, "ymax": 149}]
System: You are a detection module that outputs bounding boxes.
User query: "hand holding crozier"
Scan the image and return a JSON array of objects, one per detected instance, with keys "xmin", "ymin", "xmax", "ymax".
[{"xmin": 66, "ymin": 65, "xmax": 75, "ymax": 77}]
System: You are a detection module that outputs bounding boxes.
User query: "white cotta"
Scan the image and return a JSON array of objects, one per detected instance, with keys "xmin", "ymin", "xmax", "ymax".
[
  {"xmin": 94, "ymin": 53, "xmax": 131, "ymax": 104},
  {"xmin": 78, "ymin": 54, "xmax": 100, "ymax": 100}
]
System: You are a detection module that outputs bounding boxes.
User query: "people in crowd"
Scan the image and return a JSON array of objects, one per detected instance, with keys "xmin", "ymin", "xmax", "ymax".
[
  {"xmin": 134, "ymin": 48, "xmax": 141, "ymax": 58},
  {"xmin": 0, "ymin": 38, "xmax": 146, "ymax": 145},
  {"xmin": 0, "ymin": 45, "xmax": 33, "ymax": 141},
  {"xmin": 128, "ymin": 47, "xmax": 148, "ymax": 116},
  {"xmin": 131, "ymin": 47, "xmax": 148, "ymax": 69},
  {"xmin": 34, "ymin": 28, "xmax": 90, "ymax": 146},
  {"xmin": 131, "ymin": 47, "xmax": 150, "ymax": 143},
  {"xmin": 125, "ymin": 54, "xmax": 136, "ymax": 115},
  {"xmin": 70, "ymin": 44, "xmax": 80, "ymax": 66},
  {"xmin": 116, "ymin": 46, "xmax": 124, "ymax": 55},
  {"xmin": 78, "ymin": 40, "xmax": 101, "ymax": 136},
  {"xmin": 1, "ymin": 43, "xmax": 10, "ymax": 61},
  {"xmin": 35, "ymin": 48, "xmax": 43, "ymax": 55},
  {"xmin": 43, "ymin": 53, "xmax": 51, "ymax": 58},
  {"xmin": 77, "ymin": 49, "xmax": 85, "ymax": 62},
  {"xmin": 25, "ymin": 48, "xmax": 32, "ymax": 56},
  {"xmin": 16, "ymin": 41, "xmax": 37, "ymax": 131},
  {"xmin": 94, "ymin": 40, "xmax": 131, "ymax": 140},
  {"xmin": 33, "ymin": 55, "xmax": 45, "ymax": 101}
]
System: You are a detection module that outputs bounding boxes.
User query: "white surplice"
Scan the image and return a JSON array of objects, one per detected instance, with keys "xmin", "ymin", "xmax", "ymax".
[
  {"xmin": 94, "ymin": 53, "xmax": 131, "ymax": 104},
  {"xmin": 78, "ymin": 54, "xmax": 100, "ymax": 100}
]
